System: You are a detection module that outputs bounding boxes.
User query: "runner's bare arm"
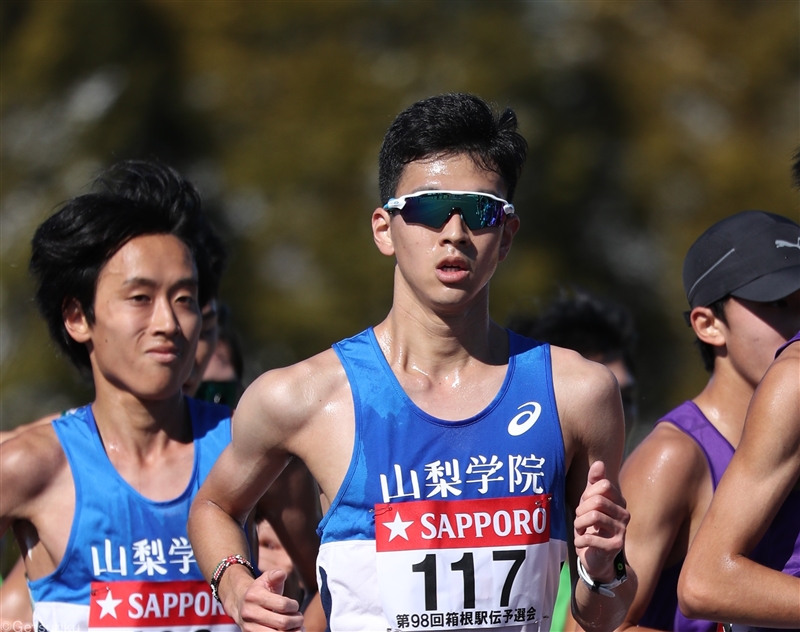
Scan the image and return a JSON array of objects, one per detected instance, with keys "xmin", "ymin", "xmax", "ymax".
[
  {"xmin": 0, "ymin": 557, "xmax": 33, "ymax": 626},
  {"xmin": 552, "ymin": 348, "xmax": 636, "ymax": 632},
  {"xmin": 188, "ymin": 357, "xmax": 338, "ymax": 632},
  {"xmin": 609, "ymin": 424, "xmax": 707, "ymax": 631},
  {"xmin": 678, "ymin": 347, "xmax": 800, "ymax": 627},
  {"xmin": 0, "ymin": 425, "xmax": 65, "ymax": 537}
]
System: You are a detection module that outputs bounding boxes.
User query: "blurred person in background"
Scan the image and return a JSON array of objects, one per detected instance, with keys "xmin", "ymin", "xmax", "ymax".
[
  {"xmin": 195, "ymin": 304, "xmax": 245, "ymax": 407},
  {"xmin": 0, "ymin": 161, "xmax": 323, "ymax": 632},
  {"xmin": 508, "ymin": 289, "xmax": 638, "ymax": 632},
  {"xmin": 0, "ymin": 202, "xmax": 225, "ymax": 629},
  {"xmin": 613, "ymin": 210, "xmax": 800, "ymax": 632},
  {"xmin": 0, "ymin": 298, "xmax": 324, "ymax": 631},
  {"xmin": 0, "ymin": 160, "xmax": 241, "ymax": 632},
  {"xmin": 676, "ymin": 153, "xmax": 800, "ymax": 631},
  {"xmin": 508, "ymin": 290, "xmax": 638, "ymax": 445}
]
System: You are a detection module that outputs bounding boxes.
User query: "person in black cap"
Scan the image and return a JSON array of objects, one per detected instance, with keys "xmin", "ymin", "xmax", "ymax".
[
  {"xmin": 610, "ymin": 210, "xmax": 800, "ymax": 632},
  {"xmin": 678, "ymin": 156, "xmax": 800, "ymax": 631},
  {"xmin": 679, "ymin": 295, "xmax": 800, "ymax": 631}
]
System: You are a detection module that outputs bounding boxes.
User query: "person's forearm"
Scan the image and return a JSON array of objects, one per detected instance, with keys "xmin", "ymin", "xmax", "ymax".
[
  {"xmin": 187, "ymin": 496, "xmax": 253, "ymax": 618},
  {"xmin": 572, "ymin": 565, "xmax": 637, "ymax": 632},
  {"xmin": 679, "ymin": 554, "xmax": 800, "ymax": 627}
]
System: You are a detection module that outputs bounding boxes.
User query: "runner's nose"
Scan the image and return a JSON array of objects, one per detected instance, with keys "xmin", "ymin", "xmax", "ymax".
[{"xmin": 439, "ymin": 211, "xmax": 470, "ymax": 244}]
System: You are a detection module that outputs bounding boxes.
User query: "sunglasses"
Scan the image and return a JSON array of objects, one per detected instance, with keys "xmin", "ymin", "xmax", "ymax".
[{"xmin": 383, "ymin": 190, "xmax": 514, "ymax": 230}]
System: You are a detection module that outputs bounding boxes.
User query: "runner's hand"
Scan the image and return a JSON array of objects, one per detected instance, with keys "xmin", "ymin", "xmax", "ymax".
[
  {"xmin": 573, "ymin": 461, "xmax": 629, "ymax": 583},
  {"xmin": 237, "ymin": 569, "xmax": 304, "ymax": 632}
]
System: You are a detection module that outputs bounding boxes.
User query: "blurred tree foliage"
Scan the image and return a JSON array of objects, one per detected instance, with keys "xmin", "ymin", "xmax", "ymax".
[{"xmin": 1, "ymin": 0, "xmax": 797, "ymax": 434}]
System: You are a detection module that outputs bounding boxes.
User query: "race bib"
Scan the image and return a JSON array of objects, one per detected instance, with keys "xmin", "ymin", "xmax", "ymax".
[
  {"xmin": 376, "ymin": 495, "xmax": 555, "ymax": 630},
  {"xmin": 88, "ymin": 580, "xmax": 238, "ymax": 632}
]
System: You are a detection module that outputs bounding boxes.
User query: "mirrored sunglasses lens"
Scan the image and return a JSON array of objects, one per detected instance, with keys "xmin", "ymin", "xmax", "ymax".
[
  {"xmin": 472, "ymin": 197, "xmax": 501, "ymax": 229},
  {"xmin": 402, "ymin": 194, "xmax": 505, "ymax": 229},
  {"xmin": 403, "ymin": 198, "xmax": 457, "ymax": 228}
]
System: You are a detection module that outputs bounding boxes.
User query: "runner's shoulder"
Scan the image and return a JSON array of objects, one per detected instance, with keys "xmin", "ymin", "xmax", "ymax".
[
  {"xmin": 247, "ymin": 347, "xmax": 349, "ymax": 423},
  {"xmin": 623, "ymin": 419, "xmax": 709, "ymax": 490},
  {"xmin": 771, "ymin": 340, "xmax": 800, "ymax": 373},
  {"xmin": 1, "ymin": 421, "xmax": 68, "ymax": 505},
  {"xmin": 549, "ymin": 345, "xmax": 620, "ymax": 410},
  {"xmin": 0, "ymin": 411, "xmax": 61, "ymax": 444},
  {"xmin": 549, "ymin": 347, "xmax": 626, "ymax": 468}
]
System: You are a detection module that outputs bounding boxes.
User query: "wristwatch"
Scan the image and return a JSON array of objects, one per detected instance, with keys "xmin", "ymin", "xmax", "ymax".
[{"xmin": 575, "ymin": 550, "xmax": 628, "ymax": 598}]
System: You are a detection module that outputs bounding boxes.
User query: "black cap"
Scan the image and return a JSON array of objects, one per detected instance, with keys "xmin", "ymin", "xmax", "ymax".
[{"xmin": 683, "ymin": 210, "xmax": 800, "ymax": 309}]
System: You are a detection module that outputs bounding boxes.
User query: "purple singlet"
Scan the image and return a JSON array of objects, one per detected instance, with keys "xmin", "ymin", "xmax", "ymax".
[
  {"xmin": 639, "ymin": 401, "xmax": 734, "ymax": 632},
  {"xmin": 775, "ymin": 330, "xmax": 800, "ymax": 358}
]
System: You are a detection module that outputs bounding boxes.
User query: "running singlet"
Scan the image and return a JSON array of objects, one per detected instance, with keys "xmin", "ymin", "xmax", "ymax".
[
  {"xmin": 639, "ymin": 401, "xmax": 734, "ymax": 632},
  {"xmin": 28, "ymin": 398, "xmax": 238, "ymax": 632},
  {"xmin": 747, "ymin": 331, "xmax": 800, "ymax": 632},
  {"xmin": 317, "ymin": 329, "xmax": 568, "ymax": 632}
]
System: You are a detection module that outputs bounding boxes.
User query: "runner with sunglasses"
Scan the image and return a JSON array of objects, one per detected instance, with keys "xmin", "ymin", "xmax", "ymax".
[{"xmin": 189, "ymin": 92, "xmax": 635, "ymax": 632}]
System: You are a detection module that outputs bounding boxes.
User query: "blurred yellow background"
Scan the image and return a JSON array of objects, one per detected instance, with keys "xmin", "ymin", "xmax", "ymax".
[{"xmin": 1, "ymin": 0, "xmax": 797, "ymax": 438}]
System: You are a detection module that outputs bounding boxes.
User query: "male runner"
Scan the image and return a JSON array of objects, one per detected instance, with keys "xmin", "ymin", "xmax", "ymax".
[
  {"xmin": 189, "ymin": 93, "xmax": 635, "ymax": 632},
  {"xmin": 614, "ymin": 210, "xmax": 800, "ymax": 631},
  {"xmin": 676, "ymin": 155, "xmax": 800, "ymax": 631},
  {"xmin": 678, "ymin": 330, "xmax": 800, "ymax": 630},
  {"xmin": 0, "ymin": 160, "xmax": 240, "ymax": 632}
]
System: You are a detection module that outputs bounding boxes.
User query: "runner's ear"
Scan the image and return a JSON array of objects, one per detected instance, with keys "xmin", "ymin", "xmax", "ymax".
[
  {"xmin": 63, "ymin": 298, "xmax": 91, "ymax": 343},
  {"xmin": 373, "ymin": 207, "xmax": 395, "ymax": 257},
  {"xmin": 498, "ymin": 214, "xmax": 520, "ymax": 262},
  {"xmin": 689, "ymin": 306, "xmax": 726, "ymax": 348}
]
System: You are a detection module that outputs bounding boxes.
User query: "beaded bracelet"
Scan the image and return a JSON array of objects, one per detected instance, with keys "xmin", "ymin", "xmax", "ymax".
[{"xmin": 210, "ymin": 554, "xmax": 255, "ymax": 602}]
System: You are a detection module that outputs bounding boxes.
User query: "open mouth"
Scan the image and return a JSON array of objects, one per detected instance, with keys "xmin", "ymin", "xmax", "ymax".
[
  {"xmin": 436, "ymin": 259, "xmax": 470, "ymax": 283},
  {"xmin": 438, "ymin": 258, "xmax": 468, "ymax": 272}
]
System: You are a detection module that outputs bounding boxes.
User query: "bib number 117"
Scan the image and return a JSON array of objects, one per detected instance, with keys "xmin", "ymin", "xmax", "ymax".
[{"xmin": 411, "ymin": 550, "xmax": 526, "ymax": 611}]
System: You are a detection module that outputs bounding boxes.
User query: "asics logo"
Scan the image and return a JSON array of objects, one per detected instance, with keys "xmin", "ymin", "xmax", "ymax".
[
  {"xmin": 776, "ymin": 238, "xmax": 800, "ymax": 250},
  {"xmin": 508, "ymin": 401, "xmax": 542, "ymax": 436}
]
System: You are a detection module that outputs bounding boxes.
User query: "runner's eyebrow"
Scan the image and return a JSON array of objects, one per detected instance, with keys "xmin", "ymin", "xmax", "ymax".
[{"xmin": 121, "ymin": 277, "xmax": 199, "ymax": 291}]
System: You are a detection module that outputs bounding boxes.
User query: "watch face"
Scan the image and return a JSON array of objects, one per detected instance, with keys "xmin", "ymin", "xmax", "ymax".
[{"xmin": 614, "ymin": 549, "xmax": 627, "ymax": 580}]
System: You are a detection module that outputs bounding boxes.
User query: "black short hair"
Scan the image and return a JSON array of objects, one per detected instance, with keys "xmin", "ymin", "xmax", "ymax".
[
  {"xmin": 508, "ymin": 289, "xmax": 637, "ymax": 375},
  {"xmin": 378, "ymin": 93, "xmax": 528, "ymax": 204},
  {"xmin": 694, "ymin": 297, "xmax": 730, "ymax": 373},
  {"xmin": 29, "ymin": 159, "xmax": 226, "ymax": 372},
  {"xmin": 793, "ymin": 146, "xmax": 800, "ymax": 189}
]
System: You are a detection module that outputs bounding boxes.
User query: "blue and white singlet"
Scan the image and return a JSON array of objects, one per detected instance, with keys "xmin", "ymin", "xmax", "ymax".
[
  {"xmin": 317, "ymin": 328, "xmax": 568, "ymax": 632},
  {"xmin": 28, "ymin": 398, "xmax": 237, "ymax": 632}
]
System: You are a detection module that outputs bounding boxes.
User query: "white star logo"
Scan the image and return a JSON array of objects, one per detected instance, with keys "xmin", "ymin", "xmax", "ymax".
[
  {"xmin": 96, "ymin": 588, "xmax": 123, "ymax": 619},
  {"xmin": 382, "ymin": 510, "xmax": 414, "ymax": 542}
]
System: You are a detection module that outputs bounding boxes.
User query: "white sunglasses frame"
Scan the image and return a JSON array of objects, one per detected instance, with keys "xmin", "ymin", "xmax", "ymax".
[{"xmin": 384, "ymin": 190, "xmax": 515, "ymax": 217}]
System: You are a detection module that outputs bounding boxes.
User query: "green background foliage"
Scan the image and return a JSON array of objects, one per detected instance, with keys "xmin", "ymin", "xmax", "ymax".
[{"xmin": 1, "ymin": 0, "xmax": 798, "ymax": 437}]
